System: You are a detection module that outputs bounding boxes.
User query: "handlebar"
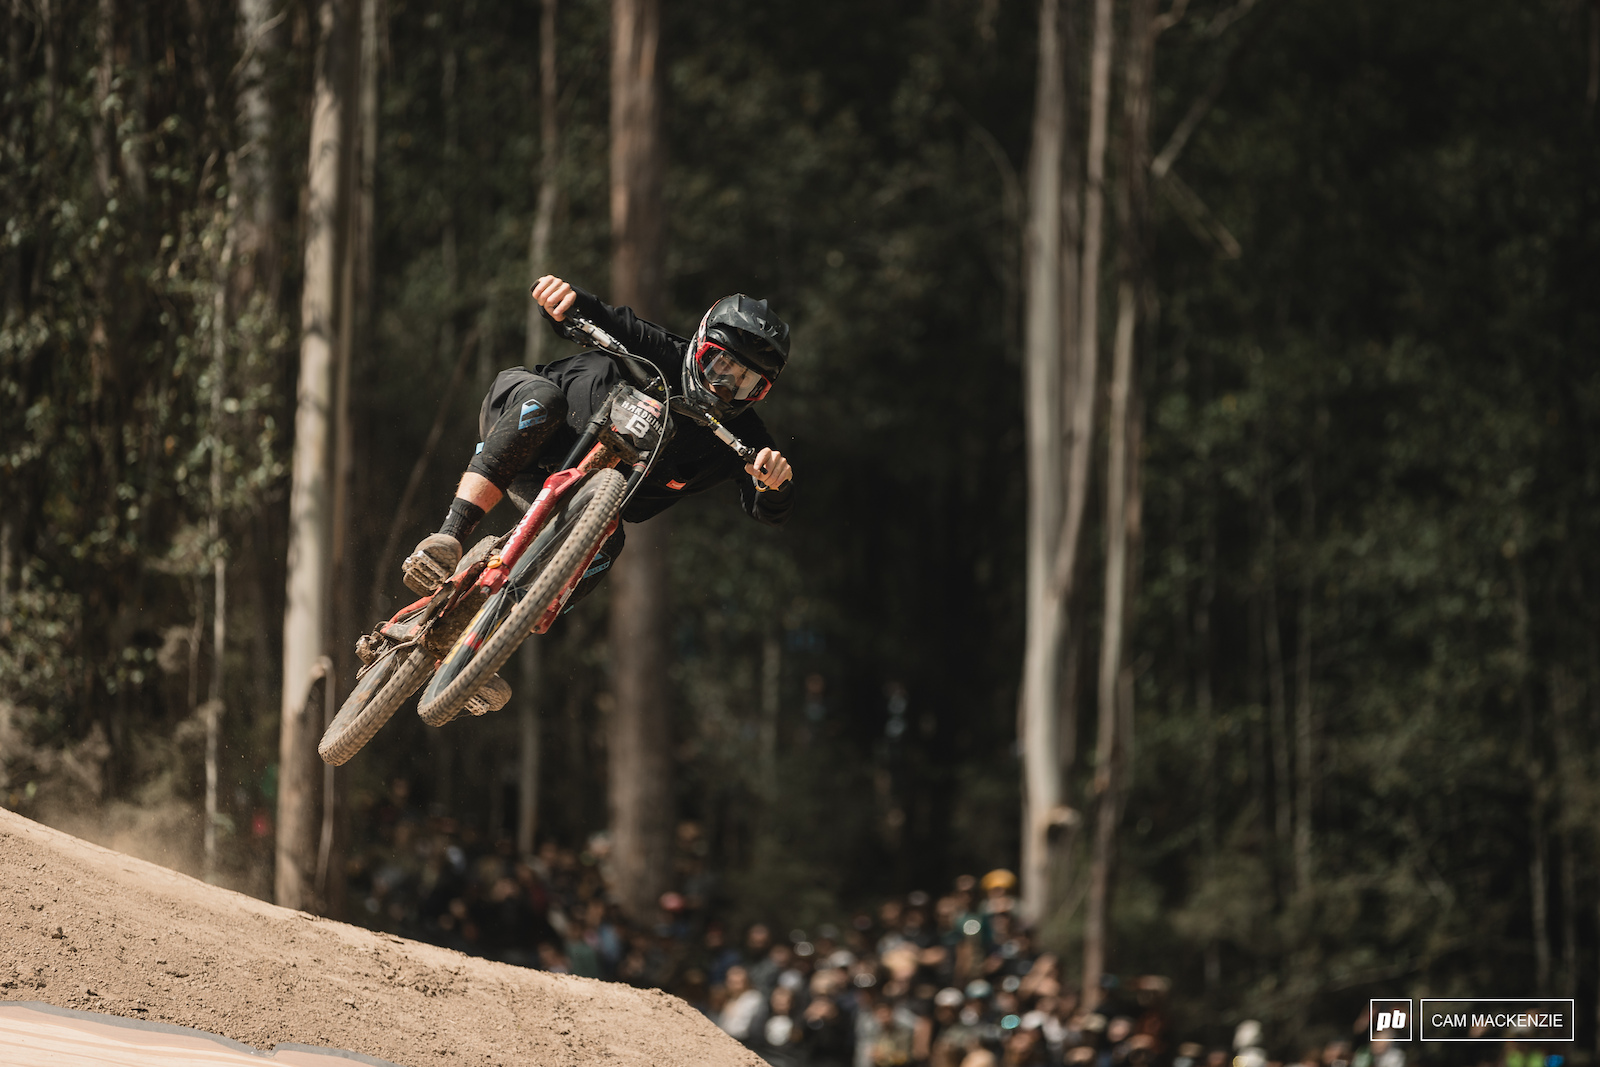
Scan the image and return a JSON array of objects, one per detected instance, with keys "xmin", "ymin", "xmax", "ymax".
[{"xmin": 555, "ymin": 314, "xmax": 760, "ymax": 464}]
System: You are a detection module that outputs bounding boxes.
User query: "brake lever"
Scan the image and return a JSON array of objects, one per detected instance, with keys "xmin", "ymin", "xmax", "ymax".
[
  {"xmin": 556, "ymin": 315, "xmax": 666, "ymax": 395},
  {"xmin": 560, "ymin": 315, "xmax": 623, "ymax": 354},
  {"xmin": 668, "ymin": 395, "xmax": 758, "ymax": 462},
  {"xmin": 695, "ymin": 408, "xmax": 788, "ymax": 487}
]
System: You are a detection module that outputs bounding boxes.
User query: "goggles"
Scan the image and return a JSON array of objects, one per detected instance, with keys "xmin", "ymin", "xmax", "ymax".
[{"xmin": 694, "ymin": 340, "xmax": 772, "ymax": 403}]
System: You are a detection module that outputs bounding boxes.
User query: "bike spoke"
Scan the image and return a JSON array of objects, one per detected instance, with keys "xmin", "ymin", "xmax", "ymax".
[{"xmin": 439, "ymin": 590, "xmax": 514, "ymax": 676}]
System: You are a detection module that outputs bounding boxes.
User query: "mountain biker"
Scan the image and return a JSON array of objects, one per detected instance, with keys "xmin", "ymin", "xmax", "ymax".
[{"xmin": 401, "ymin": 274, "xmax": 795, "ymax": 626}]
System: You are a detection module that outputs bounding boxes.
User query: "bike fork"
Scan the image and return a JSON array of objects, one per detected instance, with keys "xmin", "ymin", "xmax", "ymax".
[{"xmin": 530, "ymin": 516, "xmax": 620, "ymax": 635}]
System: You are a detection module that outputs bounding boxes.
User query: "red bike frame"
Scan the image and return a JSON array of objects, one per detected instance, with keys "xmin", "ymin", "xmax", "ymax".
[
  {"xmin": 478, "ymin": 440, "xmax": 630, "ymax": 592},
  {"xmin": 377, "ymin": 441, "xmax": 631, "ymax": 643}
]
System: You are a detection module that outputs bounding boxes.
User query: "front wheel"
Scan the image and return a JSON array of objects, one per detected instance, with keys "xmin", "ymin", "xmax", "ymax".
[
  {"xmin": 318, "ymin": 645, "xmax": 434, "ymax": 765},
  {"xmin": 416, "ymin": 467, "xmax": 627, "ymax": 726}
]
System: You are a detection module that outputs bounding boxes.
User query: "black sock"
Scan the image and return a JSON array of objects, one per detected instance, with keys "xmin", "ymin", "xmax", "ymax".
[{"xmin": 439, "ymin": 497, "xmax": 486, "ymax": 543}]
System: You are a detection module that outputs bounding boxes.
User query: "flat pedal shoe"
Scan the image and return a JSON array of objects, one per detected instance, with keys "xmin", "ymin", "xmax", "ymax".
[
  {"xmin": 403, "ymin": 533, "xmax": 463, "ymax": 596},
  {"xmin": 464, "ymin": 674, "xmax": 512, "ymax": 717}
]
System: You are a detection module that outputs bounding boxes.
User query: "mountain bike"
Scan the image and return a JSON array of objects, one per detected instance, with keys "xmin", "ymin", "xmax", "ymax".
[{"xmin": 317, "ymin": 316, "xmax": 762, "ymax": 766}]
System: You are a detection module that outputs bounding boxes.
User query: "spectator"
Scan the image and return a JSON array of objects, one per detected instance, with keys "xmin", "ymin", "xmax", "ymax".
[
  {"xmin": 563, "ymin": 917, "xmax": 601, "ymax": 978},
  {"xmin": 751, "ymin": 938, "xmax": 793, "ymax": 995},
  {"xmin": 860, "ymin": 996, "xmax": 916, "ymax": 1067},
  {"xmin": 746, "ymin": 923, "xmax": 774, "ymax": 966},
  {"xmin": 338, "ymin": 815, "xmax": 1326, "ymax": 1067},
  {"xmin": 700, "ymin": 921, "xmax": 740, "ymax": 987},
  {"xmin": 718, "ymin": 964, "xmax": 769, "ymax": 1045},
  {"xmin": 763, "ymin": 984, "xmax": 803, "ymax": 1064},
  {"xmin": 1004, "ymin": 1024, "xmax": 1048, "ymax": 1067},
  {"xmin": 979, "ymin": 870, "xmax": 1017, "ymax": 918},
  {"xmin": 801, "ymin": 971, "xmax": 856, "ymax": 1066}
]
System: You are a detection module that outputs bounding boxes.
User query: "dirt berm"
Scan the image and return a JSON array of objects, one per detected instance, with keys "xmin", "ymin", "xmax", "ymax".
[{"xmin": 0, "ymin": 807, "xmax": 762, "ymax": 1066}]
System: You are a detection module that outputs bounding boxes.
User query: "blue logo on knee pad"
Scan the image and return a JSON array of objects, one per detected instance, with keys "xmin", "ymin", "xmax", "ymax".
[{"xmin": 519, "ymin": 399, "xmax": 548, "ymax": 429}]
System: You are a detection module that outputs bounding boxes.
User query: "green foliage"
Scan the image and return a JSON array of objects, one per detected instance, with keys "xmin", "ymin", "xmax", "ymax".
[
  {"xmin": 2, "ymin": 0, "xmax": 286, "ymax": 815},
  {"xmin": 1123, "ymin": 0, "xmax": 1600, "ymax": 1036},
  {"xmin": 4, "ymin": 0, "xmax": 1599, "ymax": 1048}
]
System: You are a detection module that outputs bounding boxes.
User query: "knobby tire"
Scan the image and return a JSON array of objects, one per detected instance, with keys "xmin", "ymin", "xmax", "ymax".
[
  {"xmin": 416, "ymin": 467, "xmax": 626, "ymax": 727},
  {"xmin": 317, "ymin": 645, "xmax": 434, "ymax": 765}
]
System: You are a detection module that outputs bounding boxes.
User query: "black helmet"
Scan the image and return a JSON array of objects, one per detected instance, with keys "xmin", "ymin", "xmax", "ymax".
[{"xmin": 683, "ymin": 294, "xmax": 790, "ymax": 419}]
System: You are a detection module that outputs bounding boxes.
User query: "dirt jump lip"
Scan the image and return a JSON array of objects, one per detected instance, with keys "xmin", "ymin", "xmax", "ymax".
[{"xmin": 0, "ymin": 808, "xmax": 763, "ymax": 1067}]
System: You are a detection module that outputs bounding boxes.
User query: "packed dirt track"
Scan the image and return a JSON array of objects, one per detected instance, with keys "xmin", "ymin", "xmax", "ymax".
[{"xmin": 0, "ymin": 808, "xmax": 762, "ymax": 1067}]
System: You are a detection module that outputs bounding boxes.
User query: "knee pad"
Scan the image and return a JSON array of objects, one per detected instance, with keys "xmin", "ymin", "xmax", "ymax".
[{"xmin": 467, "ymin": 377, "xmax": 569, "ymax": 489}]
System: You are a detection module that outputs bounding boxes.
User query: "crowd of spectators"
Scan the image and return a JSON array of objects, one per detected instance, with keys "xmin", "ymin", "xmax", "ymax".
[{"xmin": 344, "ymin": 780, "xmax": 1455, "ymax": 1067}]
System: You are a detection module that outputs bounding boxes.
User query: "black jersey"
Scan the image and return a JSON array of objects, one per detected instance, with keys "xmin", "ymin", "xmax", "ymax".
[{"xmin": 486, "ymin": 284, "xmax": 793, "ymax": 526}]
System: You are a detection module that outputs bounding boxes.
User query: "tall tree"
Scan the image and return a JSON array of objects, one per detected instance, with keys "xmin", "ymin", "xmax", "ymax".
[
  {"xmin": 204, "ymin": 195, "xmax": 233, "ymax": 886},
  {"xmin": 526, "ymin": 0, "xmax": 561, "ymax": 368},
  {"xmin": 1293, "ymin": 456, "xmax": 1315, "ymax": 892},
  {"xmin": 1018, "ymin": 0, "xmax": 1069, "ymax": 928},
  {"xmin": 1083, "ymin": 0, "xmax": 1156, "ymax": 1003},
  {"xmin": 234, "ymin": 0, "xmax": 280, "ymax": 300},
  {"xmin": 607, "ymin": 0, "xmax": 672, "ymax": 921},
  {"xmin": 279, "ymin": 0, "xmax": 349, "ymax": 911},
  {"xmin": 519, "ymin": 0, "xmax": 561, "ymax": 858}
]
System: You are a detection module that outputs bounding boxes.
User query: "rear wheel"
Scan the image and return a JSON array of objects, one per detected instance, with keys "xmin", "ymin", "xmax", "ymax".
[
  {"xmin": 417, "ymin": 467, "xmax": 627, "ymax": 726},
  {"xmin": 318, "ymin": 645, "xmax": 434, "ymax": 765}
]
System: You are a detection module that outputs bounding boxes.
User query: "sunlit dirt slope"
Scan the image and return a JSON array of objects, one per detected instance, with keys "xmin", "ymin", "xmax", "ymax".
[{"xmin": 0, "ymin": 807, "xmax": 760, "ymax": 1067}]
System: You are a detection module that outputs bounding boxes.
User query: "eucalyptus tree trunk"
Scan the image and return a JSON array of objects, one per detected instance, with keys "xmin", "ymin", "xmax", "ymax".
[
  {"xmin": 234, "ymin": 0, "xmax": 280, "ymax": 752},
  {"xmin": 517, "ymin": 0, "xmax": 560, "ymax": 860},
  {"xmin": 430, "ymin": 33, "xmax": 462, "ymax": 816},
  {"xmin": 5, "ymin": 2, "xmax": 19, "ymax": 316},
  {"xmin": 1511, "ymin": 528, "xmax": 1551, "ymax": 991},
  {"xmin": 235, "ymin": 0, "xmax": 280, "ymax": 300},
  {"xmin": 1263, "ymin": 500, "xmax": 1292, "ymax": 861},
  {"xmin": 1038, "ymin": 0, "xmax": 1112, "ymax": 940},
  {"xmin": 1550, "ymin": 667, "xmax": 1581, "ymax": 994},
  {"xmin": 38, "ymin": 0, "xmax": 56, "ymax": 127},
  {"xmin": 204, "ymin": 209, "xmax": 234, "ymax": 884},
  {"xmin": 1293, "ymin": 459, "xmax": 1315, "ymax": 892},
  {"xmin": 279, "ymin": 0, "xmax": 348, "ymax": 912},
  {"xmin": 1083, "ymin": 0, "xmax": 1155, "ymax": 1006},
  {"xmin": 316, "ymin": 0, "xmax": 377, "ymax": 922},
  {"xmin": 1195, "ymin": 356, "xmax": 1220, "ymax": 991},
  {"xmin": 761, "ymin": 631, "xmax": 780, "ymax": 789},
  {"xmin": 1018, "ymin": 0, "xmax": 1068, "ymax": 928},
  {"xmin": 607, "ymin": 0, "xmax": 672, "ymax": 922},
  {"xmin": 92, "ymin": 0, "xmax": 114, "ymax": 202},
  {"xmin": 1081, "ymin": 278, "xmax": 1133, "ymax": 1005},
  {"xmin": 517, "ymin": 641, "xmax": 542, "ymax": 856},
  {"xmin": 1052, "ymin": 0, "xmax": 1094, "ymax": 622},
  {"xmin": 0, "ymin": 520, "xmax": 10, "ymax": 620},
  {"xmin": 1071, "ymin": 0, "xmax": 1115, "ymax": 501},
  {"xmin": 526, "ymin": 0, "xmax": 560, "ymax": 367},
  {"xmin": 1073, "ymin": 0, "xmax": 1116, "ymax": 1006},
  {"xmin": 175, "ymin": 0, "xmax": 236, "ymax": 885}
]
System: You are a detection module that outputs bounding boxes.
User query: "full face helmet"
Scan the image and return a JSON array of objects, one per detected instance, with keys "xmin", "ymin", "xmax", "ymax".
[{"xmin": 683, "ymin": 294, "xmax": 790, "ymax": 420}]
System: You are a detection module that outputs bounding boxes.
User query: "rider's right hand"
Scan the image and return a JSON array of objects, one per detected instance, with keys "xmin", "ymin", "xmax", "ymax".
[{"xmin": 531, "ymin": 275, "xmax": 577, "ymax": 321}]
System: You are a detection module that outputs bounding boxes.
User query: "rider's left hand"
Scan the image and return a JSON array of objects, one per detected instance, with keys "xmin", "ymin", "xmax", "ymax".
[{"xmin": 746, "ymin": 447, "xmax": 792, "ymax": 491}]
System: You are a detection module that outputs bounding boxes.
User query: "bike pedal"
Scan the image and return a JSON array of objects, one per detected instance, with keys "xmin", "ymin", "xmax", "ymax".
[
  {"xmin": 403, "ymin": 534, "xmax": 464, "ymax": 596},
  {"xmin": 355, "ymin": 634, "xmax": 383, "ymax": 667},
  {"xmin": 464, "ymin": 674, "xmax": 513, "ymax": 717}
]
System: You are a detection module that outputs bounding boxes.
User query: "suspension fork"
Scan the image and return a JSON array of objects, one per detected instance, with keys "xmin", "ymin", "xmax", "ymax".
[
  {"xmin": 478, "ymin": 440, "xmax": 625, "ymax": 595},
  {"xmin": 528, "ymin": 513, "xmax": 622, "ymax": 635}
]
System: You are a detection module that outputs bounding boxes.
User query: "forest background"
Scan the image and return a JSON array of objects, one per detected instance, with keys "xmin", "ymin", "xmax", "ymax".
[{"xmin": 3, "ymin": 0, "xmax": 1600, "ymax": 1051}]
